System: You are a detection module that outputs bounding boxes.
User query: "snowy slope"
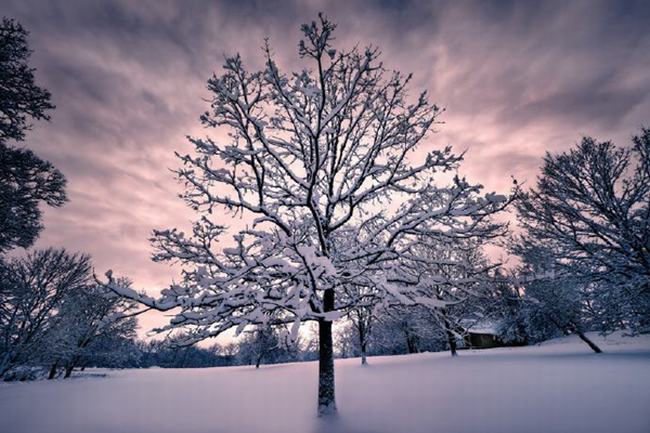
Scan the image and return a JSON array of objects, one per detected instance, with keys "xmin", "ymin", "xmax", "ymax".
[{"xmin": 1, "ymin": 332, "xmax": 649, "ymax": 433}]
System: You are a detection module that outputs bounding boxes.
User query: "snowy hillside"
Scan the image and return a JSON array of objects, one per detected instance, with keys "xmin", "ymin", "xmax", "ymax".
[{"xmin": 1, "ymin": 332, "xmax": 649, "ymax": 433}]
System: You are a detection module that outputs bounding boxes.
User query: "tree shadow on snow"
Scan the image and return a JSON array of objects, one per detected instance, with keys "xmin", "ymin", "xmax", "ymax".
[{"xmin": 314, "ymin": 416, "xmax": 383, "ymax": 433}]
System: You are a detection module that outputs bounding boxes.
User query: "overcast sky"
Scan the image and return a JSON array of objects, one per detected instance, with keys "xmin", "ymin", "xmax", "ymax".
[{"xmin": 4, "ymin": 0, "xmax": 650, "ymax": 333}]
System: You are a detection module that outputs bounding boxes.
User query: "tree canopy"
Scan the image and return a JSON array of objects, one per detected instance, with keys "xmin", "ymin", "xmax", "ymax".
[{"xmin": 0, "ymin": 17, "xmax": 66, "ymax": 253}]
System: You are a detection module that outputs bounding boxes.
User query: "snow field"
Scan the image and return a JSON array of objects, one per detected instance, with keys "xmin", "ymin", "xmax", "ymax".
[{"xmin": 1, "ymin": 332, "xmax": 648, "ymax": 433}]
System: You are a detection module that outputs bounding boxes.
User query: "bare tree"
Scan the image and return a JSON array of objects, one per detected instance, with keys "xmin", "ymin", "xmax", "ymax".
[
  {"xmin": 404, "ymin": 238, "xmax": 501, "ymax": 357},
  {"xmin": 509, "ymin": 241, "xmax": 603, "ymax": 353},
  {"xmin": 0, "ymin": 249, "xmax": 91, "ymax": 378},
  {"xmin": 349, "ymin": 305, "xmax": 374, "ymax": 365},
  {"xmin": 336, "ymin": 299, "xmax": 376, "ymax": 364},
  {"xmin": 46, "ymin": 279, "xmax": 139, "ymax": 379},
  {"xmin": 515, "ymin": 129, "xmax": 650, "ymax": 334},
  {"xmin": 236, "ymin": 324, "xmax": 295, "ymax": 368},
  {"xmin": 106, "ymin": 14, "xmax": 510, "ymax": 415}
]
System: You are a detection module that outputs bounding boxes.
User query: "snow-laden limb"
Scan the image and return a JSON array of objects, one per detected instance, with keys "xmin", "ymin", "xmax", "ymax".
[{"xmin": 103, "ymin": 14, "xmax": 513, "ymax": 414}]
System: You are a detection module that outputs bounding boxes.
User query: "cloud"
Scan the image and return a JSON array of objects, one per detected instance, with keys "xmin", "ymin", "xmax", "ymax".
[{"xmin": 2, "ymin": 0, "xmax": 649, "ymax": 332}]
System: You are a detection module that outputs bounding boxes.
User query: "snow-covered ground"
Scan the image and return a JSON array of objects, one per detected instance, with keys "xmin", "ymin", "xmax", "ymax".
[{"xmin": 1, "ymin": 332, "xmax": 649, "ymax": 433}]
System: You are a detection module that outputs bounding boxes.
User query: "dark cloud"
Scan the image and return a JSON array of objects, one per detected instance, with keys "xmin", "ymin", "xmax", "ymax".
[
  {"xmin": 510, "ymin": 71, "xmax": 648, "ymax": 129},
  {"xmin": 2, "ymin": 0, "xmax": 649, "ymax": 331}
]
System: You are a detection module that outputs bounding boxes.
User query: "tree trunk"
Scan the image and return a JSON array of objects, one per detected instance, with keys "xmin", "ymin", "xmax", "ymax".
[
  {"xmin": 442, "ymin": 313, "xmax": 458, "ymax": 357},
  {"xmin": 48, "ymin": 360, "xmax": 59, "ymax": 380},
  {"xmin": 63, "ymin": 364, "xmax": 74, "ymax": 379},
  {"xmin": 318, "ymin": 318, "xmax": 336, "ymax": 415},
  {"xmin": 63, "ymin": 353, "xmax": 83, "ymax": 379},
  {"xmin": 359, "ymin": 322, "xmax": 368, "ymax": 365},
  {"xmin": 255, "ymin": 353, "xmax": 262, "ymax": 369},
  {"xmin": 405, "ymin": 332, "xmax": 419, "ymax": 354},
  {"xmin": 0, "ymin": 351, "xmax": 16, "ymax": 379},
  {"xmin": 318, "ymin": 287, "xmax": 337, "ymax": 416},
  {"xmin": 576, "ymin": 331, "xmax": 602, "ymax": 353},
  {"xmin": 446, "ymin": 328, "xmax": 458, "ymax": 357}
]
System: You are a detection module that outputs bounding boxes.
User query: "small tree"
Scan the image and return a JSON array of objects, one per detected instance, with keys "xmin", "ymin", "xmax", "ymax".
[
  {"xmin": 336, "ymin": 301, "xmax": 375, "ymax": 364},
  {"xmin": 236, "ymin": 324, "xmax": 295, "ymax": 368},
  {"xmin": 45, "ymin": 279, "xmax": 139, "ymax": 379},
  {"xmin": 369, "ymin": 305, "xmax": 447, "ymax": 355},
  {"xmin": 516, "ymin": 129, "xmax": 650, "ymax": 333},
  {"xmin": 510, "ymin": 241, "xmax": 602, "ymax": 353},
  {"xmin": 401, "ymin": 238, "xmax": 501, "ymax": 356},
  {"xmin": 106, "ymin": 15, "xmax": 510, "ymax": 415},
  {"xmin": 348, "ymin": 304, "xmax": 374, "ymax": 364}
]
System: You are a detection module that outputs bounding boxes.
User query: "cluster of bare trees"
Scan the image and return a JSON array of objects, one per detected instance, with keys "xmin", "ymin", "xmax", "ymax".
[
  {"xmin": 335, "ymin": 238, "xmax": 503, "ymax": 361},
  {"xmin": 0, "ymin": 248, "xmax": 140, "ymax": 380},
  {"xmin": 0, "ymin": 250, "xmax": 139, "ymax": 381}
]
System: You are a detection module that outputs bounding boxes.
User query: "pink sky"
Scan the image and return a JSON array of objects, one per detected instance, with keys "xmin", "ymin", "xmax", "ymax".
[{"xmin": 4, "ymin": 0, "xmax": 650, "ymax": 334}]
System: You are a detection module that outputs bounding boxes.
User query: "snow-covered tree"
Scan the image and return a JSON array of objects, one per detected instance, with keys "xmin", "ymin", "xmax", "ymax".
[
  {"xmin": 347, "ymin": 304, "xmax": 374, "ymax": 364},
  {"xmin": 45, "ymin": 279, "xmax": 139, "ymax": 379},
  {"xmin": 339, "ymin": 240, "xmax": 500, "ymax": 361},
  {"xmin": 106, "ymin": 14, "xmax": 511, "ymax": 415},
  {"xmin": 0, "ymin": 249, "xmax": 91, "ymax": 378},
  {"xmin": 515, "ymin": 129, "xmax": 650, "ymax": 334},
  {"xmin": 399, "ymin": 237, "xmax": 502, "ymax": 356},
  {"xmin": 508, "ymin": 241, "xmax": 603, "ymax": 352},
  {"xmin": 335, "ymin": 300, "xmax": 376, "ymax": 364},
  {"xmin": 371, "ymin": 304, "xmax": 446, "ymax": 355},
  {"xmin": 490, "ymin": 270, "xmax": 529, "ymax": 344},
  {"xmin": 235, "ymin": 324, "xmax": 296, "ymax": 368}
]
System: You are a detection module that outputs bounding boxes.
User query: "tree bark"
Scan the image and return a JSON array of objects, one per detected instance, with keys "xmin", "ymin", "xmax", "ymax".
[
  {"xmin": 63, "ymin": 354, "xmax": 81, "ymax": 379},
  {"xmin": 0, "ymin": 351, "xmax": 16, "ymax": 379},
  {"xmin": 405, "ymin": 332, "xmax": 419, "ymax": 354},
  {"xmin": 360, "ymin": 341, "xmax": 368, "ymax": 365},
  {"xmin": 63, "ymin": 364, "xmax": 74, "ymax": 379},
  {"xmin": 318, "ymin": 288, "xmax": 337, "ymax": 416},
  {"xmin": 359, "ymin": 320, "xmax": 368, "ymax": 365},
  {"xmin": 47, "ymin": 360, "xmax": 59, "ymax": 380},
  {"xmin": 446, "ymin": 328, "xmax": 458, "ymax": 357},
  {"xmin": 576, "ymin": 331, "xmax": 602, "ymax": 353},
  {"xmin": 442, "ymin": 312, "xmax": 458, "ymax": 357}
]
